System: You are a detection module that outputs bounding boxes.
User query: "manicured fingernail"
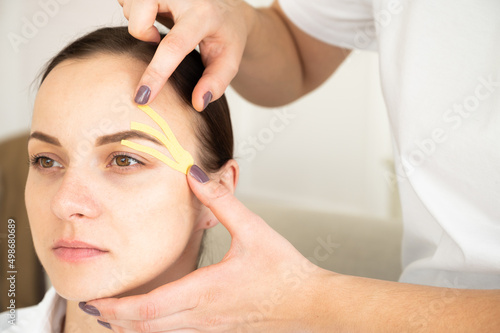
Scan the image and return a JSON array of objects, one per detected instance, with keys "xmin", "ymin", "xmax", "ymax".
[
  {"xmin": 189, "ymin": 165, "xmax": 209, "ymax": 184},
  {"xmin": 202, "ymin": 91, "xmax": 213, "ymax": 110},
  {"xmin": 78, "ymin": 302, "xmax": 101, "ymax": 316},
  {"xmin": 97, "ymin": 320, "xmax": 112, "ymax": 330},
  {"xmin": 134, "ymin": 85, "xmax": 151, "ymax": 105}
]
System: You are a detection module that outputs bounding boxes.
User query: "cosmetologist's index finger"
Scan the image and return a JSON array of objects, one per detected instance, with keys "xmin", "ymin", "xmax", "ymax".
[
  {"xmin": 187, "ymin": 166, "xmax": 264, "ymax": 239},
  {"xmin": 86, "ymin": 269, "xmax": 209, "ymax": 322},
  {"xmin": 134, "ymin": 15, "xmax": 209, "ymax": 105}
]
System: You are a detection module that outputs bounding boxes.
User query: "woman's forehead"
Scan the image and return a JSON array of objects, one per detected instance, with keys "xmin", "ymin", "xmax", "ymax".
[{"xmin": 32, "ymin": 54, "xmax": 196, "ymax": 152}]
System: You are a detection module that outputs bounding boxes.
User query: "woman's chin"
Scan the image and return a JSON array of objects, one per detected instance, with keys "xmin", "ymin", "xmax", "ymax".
[
  {"xmin": 54, "ymin": 284, "xmax": 120, "ymax": 302},
  {"xmin": 44, "ymin": 255, "xmax": 180, "ymax": 301},
  {"xmin": 51, "ymin": 274, "xmax": 143, "ymax": 302}
]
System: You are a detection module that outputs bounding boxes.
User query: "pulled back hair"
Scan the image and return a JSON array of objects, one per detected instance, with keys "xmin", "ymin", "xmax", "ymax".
[{"xmin": 39, "ymin": 26, "xmax": 233, "ymax": 173}]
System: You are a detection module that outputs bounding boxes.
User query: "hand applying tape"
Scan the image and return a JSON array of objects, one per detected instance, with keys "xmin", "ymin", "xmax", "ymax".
[{"xmin": 121, "ymin": 105, "xmax": 194, "ymax": 174}]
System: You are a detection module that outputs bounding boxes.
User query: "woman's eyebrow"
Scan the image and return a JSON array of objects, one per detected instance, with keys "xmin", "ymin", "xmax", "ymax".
[
  {"xmin": 28, "ymin": 131, "xmax": 61, "ymax": 146},
  {"xmin": 96, "ymin": 130, "xmax": 162, "ymax": 147},
  {"xmin": 28, "ymin": 130, "xmax": 162, "ymax": 147}
]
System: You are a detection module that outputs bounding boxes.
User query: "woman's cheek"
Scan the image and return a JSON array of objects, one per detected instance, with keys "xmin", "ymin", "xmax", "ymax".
[
  {"xmin": 25, "ymin": 178, "xmax": 50, "ymax": 257},
  {"xmin": 123, "ymin": 201, "xmax": 194, "ymax": 267}
]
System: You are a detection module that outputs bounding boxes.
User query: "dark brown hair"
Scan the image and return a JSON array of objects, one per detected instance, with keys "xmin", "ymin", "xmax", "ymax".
[{"xmin": 39, "ymin": 26, "xmax": 233, "ymax": 173}]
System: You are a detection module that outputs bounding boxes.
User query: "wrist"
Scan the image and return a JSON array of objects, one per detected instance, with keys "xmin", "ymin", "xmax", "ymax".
[
  {"xmin": 240, "ymin": 1, "xmax": 258, "ymax": 40},
  {"xmin": 239, "ymin": 4, "xmax": 274, "ymax": 62},
  {"xmin": 306, "ymin": 270, "xmax": 351, "ymax": 332},
  {"xmin": 307, "ymin": 272, "xmax": 387, "ymax": 332},
  {"xmin": 271, "ymin": 262, "xmax": 345, "ymax": 332}
]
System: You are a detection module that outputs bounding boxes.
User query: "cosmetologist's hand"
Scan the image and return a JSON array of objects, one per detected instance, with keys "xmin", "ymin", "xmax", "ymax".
[
  {"xmin": 85, "ymin": 165, "xmax": 333, "ymax": 332},
  {"xmin": 117, "ymin": 0, "xmax": 255, "ymax": 110}
]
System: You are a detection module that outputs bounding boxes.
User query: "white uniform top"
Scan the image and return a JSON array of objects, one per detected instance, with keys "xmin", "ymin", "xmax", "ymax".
[
  {"xmin": 0, "ymin": 288, "xmax": 65, "ymax": 333},
  {"xmin": 279, "ymin": 0, "xmax": 500, "ymax": 288}
]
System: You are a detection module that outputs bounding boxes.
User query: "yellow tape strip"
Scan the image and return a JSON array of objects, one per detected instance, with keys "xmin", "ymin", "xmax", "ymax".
[{"xmin": 121, "ymin": 105, "xmax": 194, "ymax": 174}]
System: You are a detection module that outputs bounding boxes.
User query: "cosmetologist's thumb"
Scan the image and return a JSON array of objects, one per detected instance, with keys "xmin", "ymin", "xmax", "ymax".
[{"xmin": 187, "ymin": 164, "xmax": 263, "ymax": 238}]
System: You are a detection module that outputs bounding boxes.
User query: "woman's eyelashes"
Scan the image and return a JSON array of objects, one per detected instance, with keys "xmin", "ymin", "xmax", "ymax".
[
  {"xmin": 29, "ymin": 154, "xmax": 63, "ymax": 170},
  {"xmin": 108, "ymin": 153, "xmax": 145, "ymax": 170},
  {"xmin": 28, "ymin": 153, "xmax": 145, "ymax": 173}
]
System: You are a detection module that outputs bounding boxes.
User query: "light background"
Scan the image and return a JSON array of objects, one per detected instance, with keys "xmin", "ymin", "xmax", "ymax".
[{"xmin": 0, "ymin": 0, "xmax": 399, "ymax": 221}]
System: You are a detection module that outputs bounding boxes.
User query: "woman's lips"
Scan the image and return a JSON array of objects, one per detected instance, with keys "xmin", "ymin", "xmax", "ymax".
[{"xmin": 53, "ymin": 240, "xmax": 108, "ymax": 262}]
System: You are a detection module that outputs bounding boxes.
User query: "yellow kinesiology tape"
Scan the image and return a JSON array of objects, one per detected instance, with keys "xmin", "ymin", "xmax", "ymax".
[{"xmin": 121, "ymin": 105, "xmax": 194, "ymax": 174}]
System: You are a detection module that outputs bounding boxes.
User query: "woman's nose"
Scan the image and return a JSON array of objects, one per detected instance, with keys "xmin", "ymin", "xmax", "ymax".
[{"xmin": 50, "ymin": 170, "xmax": 102, "ymax": 222}]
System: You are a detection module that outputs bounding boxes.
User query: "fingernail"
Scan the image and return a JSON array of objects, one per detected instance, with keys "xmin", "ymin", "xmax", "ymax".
[
  {"xmin": 78, "ymin": 302, "xmax": 101, "ymax": 316},
  {"xmin": 189, "ymin": 165, "xmax": 209, "ymax": 184},
  {"xmin": 134, "ymin": 85, "xmax": 151, "ymax": 105},
  {"xmin": 202, "ymin": 91, "xmax": 213, "ymax": 110},
  {"xmin": 97, "ymin": 320, "xmax": 112, "ymax": 330}
]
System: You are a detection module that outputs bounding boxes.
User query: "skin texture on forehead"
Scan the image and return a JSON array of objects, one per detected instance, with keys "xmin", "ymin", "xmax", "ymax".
[{"xmin": 34, "ymin": 54, "xmax": 197, "ymax": 156}]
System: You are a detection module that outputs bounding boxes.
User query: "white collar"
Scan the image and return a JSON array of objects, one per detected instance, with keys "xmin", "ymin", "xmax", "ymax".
[{"xmin": 0, "ymin": 287, "xmax": 66, "ymax": 333}]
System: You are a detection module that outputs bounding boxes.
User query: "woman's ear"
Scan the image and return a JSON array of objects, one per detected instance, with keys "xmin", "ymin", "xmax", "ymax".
[
  {"xmin": 216, "ymin": 159, "xmax": 239, "ymax": 195},
  {"xmin": 193, "ymin": 159, "xmax": 239, "ymax": 232}
]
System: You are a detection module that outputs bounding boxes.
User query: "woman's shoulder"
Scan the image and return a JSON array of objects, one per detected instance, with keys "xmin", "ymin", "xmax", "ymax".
[{"xmin": 0, "ymin": 287, "xmax": 66, "ymax": 333}]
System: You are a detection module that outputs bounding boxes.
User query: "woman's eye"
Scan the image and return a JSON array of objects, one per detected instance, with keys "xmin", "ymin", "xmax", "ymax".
[
  {"xmin": 112, "ymin": 155, "xmax": 140, "ymax": 167},
  {"xmin": 31, "ymin": 156, "xmax": 62, "ymax": 169}
]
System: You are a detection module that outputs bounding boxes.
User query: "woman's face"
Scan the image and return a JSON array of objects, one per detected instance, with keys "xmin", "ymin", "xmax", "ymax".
[{"xmin": 26, "ymin": 54, "xmax": 208, "ymax": 301}]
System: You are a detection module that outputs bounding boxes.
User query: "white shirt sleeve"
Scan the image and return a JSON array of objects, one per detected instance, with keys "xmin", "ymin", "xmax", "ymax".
[{"xmin": 278, "ymin": 0, "xmax": 377, "ymax": 50}]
